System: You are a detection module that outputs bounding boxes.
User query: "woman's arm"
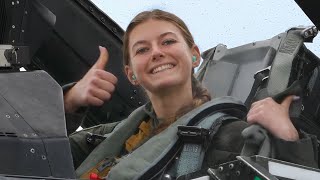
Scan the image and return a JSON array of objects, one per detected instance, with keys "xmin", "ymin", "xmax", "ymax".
[{"xmin": 246, "ymin": 96, "xmax": 318, "ymax": 168}]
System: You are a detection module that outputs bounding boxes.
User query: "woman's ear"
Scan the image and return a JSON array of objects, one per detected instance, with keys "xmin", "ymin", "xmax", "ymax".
[
  {"xmin": 191, "ymin": 45, "xmax": 201, "ymax": 68},
  {"xmin": 125, "ymin": 65, "xmax": 138, "ymax": 85}
]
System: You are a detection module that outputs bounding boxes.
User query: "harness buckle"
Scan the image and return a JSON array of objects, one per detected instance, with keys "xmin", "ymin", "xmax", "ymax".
[
  {"xmin": 86, "ymin": 132, "xmax": 106, "ymax": 145},
  {"xmin": 97, "ymin": 157, "xmax": 117, "ymax": 172},
  {"xmin": 254, "ymin": 66, "xmax": 271, "ymax": 79},
  {"xmin": 177, "ymin": 126, "xmax": 210, "ymax": 145}
]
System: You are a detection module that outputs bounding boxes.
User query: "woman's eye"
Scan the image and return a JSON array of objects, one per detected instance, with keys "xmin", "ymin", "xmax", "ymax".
[
  {"xmin": 136, "ymin": 47, "xmax": 149, "ymax": 54},
  {"xmin": 162, "ymin": 39, "xmax": 176, "ymax": 45}
]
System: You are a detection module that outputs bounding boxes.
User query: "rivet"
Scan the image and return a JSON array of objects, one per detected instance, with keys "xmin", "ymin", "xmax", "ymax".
[
  {"xmin": 239, "ymin": 161, "xmax": 244, "ymax": 167},
  {"xmin": 25, "ymin": 11, "xmax": 28, "ymax": 15},
  {"xmin": 41, "ymin": 155, "xmax": 46, "ymax": 160},
  {"xmin": 12, "ymin": 40, "xmax": 15, "ymax": 43},
  {"xmin": 89, "ymin": 7, "xmax": 93, "ymax": 12},
  {"xmin": 301, "ymin": 104, "xmax": 305, "ymax": 111},
  {"xmin": 30, "ymin": 148, "xmax": 35, "ymax": 153},
  {"xmin": 12, "ymin": 25, "xmax": 15, "ymax": 29},
  {"xmin": 16, "ymin": 1, "xmax": 19, "ymax": 4},
  {"xmin": 21, "ymin": 30, "xmax": 24, "ymax": 33},
  {"xmin": 6, "ymin": 115, "xmax": 10, "ymax": 118},
  {"xmin": 100, "ymin": 17, "xmax": 105, "ymax": 23},
  {"xmin": 133, "ymin": 90, "xmax": 137, "ymax": 94},
  {"xmin": 15, "ymin": 114, "xmax": 19, "ymax": 118},
  {"xmin": 229, "ymin": 163, "xmax": 234, "ymax": 169},
  {"xmin": 138, "ymin": 102, "xmax": 142, "ymax": 105},
  {"xmin": 12, "ymin": 1, "xmax": 14, "ymax": 5},
  {"xmin": 218, "ymin": 166, "xmax": 223, "ymax": 172},
  {"xmin": 236, "ymin": 171, "xmax": 240, "ymax": 176},
  {"xmin": 112, "ymin": 27, "xmax": 117, "ymax": 33},
  {"xmin": 130, "ymin": 96, "xmax": 134, "ymax": 100},
  {"xmin": 312, "ymin": 27, "xmax": 318, "ymax": 34},
  {"xmin": 32, "ymin": 133, "xmax": 37, "ymax": 137}
]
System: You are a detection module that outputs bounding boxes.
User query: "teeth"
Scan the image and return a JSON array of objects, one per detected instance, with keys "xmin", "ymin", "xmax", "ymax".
[{"xmin": 152, "ymin": 64, "xmax": 174, "ymax": 74}]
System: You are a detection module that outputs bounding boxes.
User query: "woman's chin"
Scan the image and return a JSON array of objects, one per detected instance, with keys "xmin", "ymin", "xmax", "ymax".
[{"xmin": 147, "ymin": 80, "xmax": 184, "ymax": 93}]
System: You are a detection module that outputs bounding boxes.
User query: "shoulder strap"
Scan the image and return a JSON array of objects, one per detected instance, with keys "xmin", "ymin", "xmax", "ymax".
[
  {"xmin": 106, "ymin": 96, "xmax": 246, "ymax": 180},
  {"xmin": 263, "ymin": 26, "xmax": 318, "ymax": 102},
  {"xmin": 266, "ymin": 28, "xmax": 305, "ymax": 97},
  {"xmin": 175, "ymin": 113, "xmax": 236, "ymax": 178}
]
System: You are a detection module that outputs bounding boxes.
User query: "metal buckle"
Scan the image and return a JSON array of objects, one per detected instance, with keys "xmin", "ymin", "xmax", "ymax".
[
  {"xmin": 97, "ymin": 157, "xmax": 117, "ymax": 172},
  {"xmin": 177, "ymin": 126, "xmax": 210, "ymax": 144},
  {"xmin": 261, "ymin": 76, "xmax": 269, "ymax": 82},
  {"xmin": 254, "ymin": 66, "xmax": 271, "ymax": 79},
  {"xmin": 86, "ymin": 132, "xmax": 106, "ymax": 145},
  {"xmin": 301, "ymin": 26, "xmax": 318, "ymax": 39}
]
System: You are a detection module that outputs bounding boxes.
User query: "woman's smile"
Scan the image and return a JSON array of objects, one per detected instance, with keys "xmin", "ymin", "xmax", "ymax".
[{"xmin": 151, "ymin": 63, "xmax": 175, "ymax": 74}]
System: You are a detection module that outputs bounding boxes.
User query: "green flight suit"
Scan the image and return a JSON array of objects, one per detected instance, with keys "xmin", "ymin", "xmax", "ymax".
[{"xmin": 69, "ymin": 97, "xmax": 318, "ymax": 179}]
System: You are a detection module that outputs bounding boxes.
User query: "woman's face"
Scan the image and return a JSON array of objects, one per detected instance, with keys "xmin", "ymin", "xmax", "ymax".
[{"xmin": 126, "ymin": 19, "xmax": 200, "ymax": 94}]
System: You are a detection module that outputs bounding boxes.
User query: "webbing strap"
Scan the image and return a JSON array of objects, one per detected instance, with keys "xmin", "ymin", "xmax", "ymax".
[
  {"xmin": 266, "ymin": 30, "xmax": 304, "ymax": 96},
  {"xmin": 176, "ymin": 113, "xmax": 226, "ymax": 177},
  {"xmin": 244, "ymin": 67, "xmax": 270, "ymax": 108},
  {"xmin": 176, "ymin": 144, "xmax": 205, "ymax": 177}
]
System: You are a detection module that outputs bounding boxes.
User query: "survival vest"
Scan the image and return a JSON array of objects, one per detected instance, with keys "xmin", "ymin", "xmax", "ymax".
[{"xmin": 76, "ymin": 96, "xmax": 247, "ymax": 179}]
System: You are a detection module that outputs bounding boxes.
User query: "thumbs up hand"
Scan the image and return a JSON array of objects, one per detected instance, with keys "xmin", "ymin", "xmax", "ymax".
[
  {"xmin": 64, "ymin": 46, "xmax": 118, "ymax": 113},
  {"xmin": 247, "ymin": 96, "xmax": 299, "ymax": 141}
]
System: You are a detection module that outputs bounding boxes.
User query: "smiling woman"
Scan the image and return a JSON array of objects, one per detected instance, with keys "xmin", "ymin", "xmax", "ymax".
[{"xmin": 69, "ymin": 9, "xmax": 318, "ymax": 180}]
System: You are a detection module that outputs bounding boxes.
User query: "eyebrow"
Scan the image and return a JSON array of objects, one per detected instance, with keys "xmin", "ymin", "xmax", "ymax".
[{"xmin": 131, "ymin": 32, "xmax": 177, "ymax": 50}]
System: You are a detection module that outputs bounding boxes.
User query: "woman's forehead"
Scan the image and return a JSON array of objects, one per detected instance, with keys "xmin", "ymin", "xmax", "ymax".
[{"xmin": 129, "ymin": 19, "xmax": 183, "ymax": 44}]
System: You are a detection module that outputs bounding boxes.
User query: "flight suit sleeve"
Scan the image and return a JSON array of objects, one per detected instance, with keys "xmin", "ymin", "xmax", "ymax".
[
  {"xmin": 272, "ymin": 131, "xmax": 319, "ymax": 168},
  {"xmin": 241, "ymin": 124, "xmax": 319, "ymax": 168},
  {"xmin": 204, "ymin": 120, "xmax": 248, "ymax": 167}
]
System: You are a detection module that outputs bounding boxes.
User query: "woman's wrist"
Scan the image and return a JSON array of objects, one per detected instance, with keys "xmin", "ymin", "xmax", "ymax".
[
  {"xmin": 64, "ymin": 88, "xmax": 80, "ymax": 113},
  {"xmin": 277, "ymin": 123, "xmax": 299, "ymax": 141}
]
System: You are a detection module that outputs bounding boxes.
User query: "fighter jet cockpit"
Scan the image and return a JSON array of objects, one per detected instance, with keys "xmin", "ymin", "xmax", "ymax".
[{"xmin": 0, "ymin": 0, "xmax": 320, "ymax": 179}]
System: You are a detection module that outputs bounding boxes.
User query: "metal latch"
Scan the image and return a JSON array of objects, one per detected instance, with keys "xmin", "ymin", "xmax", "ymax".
[{"xmin": 177, "ymin": 125, "xmax": 210, "ymax": 145}]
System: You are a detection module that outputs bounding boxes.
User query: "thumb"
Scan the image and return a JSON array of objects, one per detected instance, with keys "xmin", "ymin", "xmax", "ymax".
[
  {"xmin": 281, "ymin": 95, "xmax": 294, "ymax": 109},
  {"xmin": 92, "ymin": 46, "xmax": 109, "ymax": 69}
]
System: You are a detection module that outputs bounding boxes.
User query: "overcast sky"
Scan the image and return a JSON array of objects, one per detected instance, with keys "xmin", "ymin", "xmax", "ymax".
[{"xmin": 91, "ymin": 0, "xmax": 320, "ymax": 56}]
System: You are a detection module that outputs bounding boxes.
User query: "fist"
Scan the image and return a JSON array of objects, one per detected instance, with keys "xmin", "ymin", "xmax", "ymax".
[{"xmin": 247, "ymin": 96, "xmax": 299, "ymax": 141}]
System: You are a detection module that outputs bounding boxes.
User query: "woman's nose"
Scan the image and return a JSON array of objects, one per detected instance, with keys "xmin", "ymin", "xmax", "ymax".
[{"xmin": 151, "ymin": 46, "xmax": 164, "ymax": 61}]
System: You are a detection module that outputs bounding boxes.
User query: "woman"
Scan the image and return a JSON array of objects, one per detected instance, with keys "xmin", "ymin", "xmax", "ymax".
[{"xmin": 69, "ymin": 9, "xmax": 318, "ymax": 179}]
